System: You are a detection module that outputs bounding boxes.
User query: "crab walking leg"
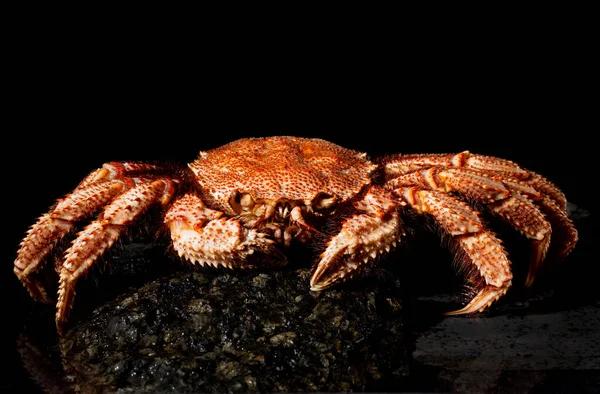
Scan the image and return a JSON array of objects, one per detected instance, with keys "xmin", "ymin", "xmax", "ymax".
[
  {"xmin": 384, "ymin": 151, "xmax": 528, "ymax": 178},
  {"xmin": 14, "ymin": 161, "xmax": 173, "ymax": 289},
  {"xmin": 536, "ymin": 197, "xmax": 578, "ymax": 258},
  {"xmin": 498, "ymin": 179, "xmax": 578, "ymax": 284},
  {"xmin": 500, "ymin": 178, "xmax": 577, "ymax": 249},
  {"xmin": 384, "ymin": 151, "xmax": 568, "ymax": 210},
  {"xmin": 165, "ymin": 194, "xmax": 285, "ymax": 269},
  {"xmin": 386, "ymin": 153, "xmax": 576, "ymax": 261},
  {"xmin": 492, "ymin": 193, "xmax": 552, "ymax": 286},
  {"xmin": 74, "ymin": 167, "xmax": 117, "ymax": 189},
  {"xmin": 525, "ymin": 173, "xmax": 568, "ymax": 212},
  {"xmin": 14, "ymin": 181, "xmax": 125, "ymax": 303},
  {"xmin": 310, "ymin": 186, "xmax": 402, "ymax": 291},
  {"xmin": 56, "ymin": 179, "xmax": 176, "ymax": 331},
  {"xmin": 388, "ymin": 167, "xmax": 553, "ymax": 287},
  {"xmin": 14, "ymin": 161, "xmax": 181, "ymax": 304},
  {"xmin": 73, "ymin": 162, "xmax": 174, "ymax": 190},
  {"xmin": 400, "ymin": 187, "xmax": 513, "ymax": 315}
]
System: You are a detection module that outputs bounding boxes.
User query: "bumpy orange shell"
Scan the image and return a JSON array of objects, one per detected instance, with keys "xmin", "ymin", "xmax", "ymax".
[{"xmin": 189, "ymin": 136, "xmax": 378, "ymax": 214}]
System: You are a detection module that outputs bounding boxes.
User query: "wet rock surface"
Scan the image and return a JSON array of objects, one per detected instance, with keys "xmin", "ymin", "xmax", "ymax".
[{"xmin": 18, "ymin": 244, "xmax": 411, "ymax": 393}]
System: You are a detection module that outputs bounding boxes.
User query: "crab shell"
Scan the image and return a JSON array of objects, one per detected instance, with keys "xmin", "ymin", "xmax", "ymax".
[{"xmin": 189, "ymin": 136, "xmax": 378, "ymax": 216}]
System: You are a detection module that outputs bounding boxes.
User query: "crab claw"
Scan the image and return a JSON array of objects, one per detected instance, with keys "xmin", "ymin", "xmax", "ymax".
[
  {"xmin": 166, "ymin": 194, "xmax": 287, "ymax": 269},
  {"xmin": 311, "ymin": 189, "xmax": 402, "ymax": 290}
]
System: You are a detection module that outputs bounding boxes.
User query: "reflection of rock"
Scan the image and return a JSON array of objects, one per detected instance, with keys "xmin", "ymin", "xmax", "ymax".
[
  {"xmin": 566, "ymin": 202, "xmax": 591, "ymax": 220},
  {"xmin": 17, "ymin": 330, "xmax": 71, "ymax": 394},
  {"xmin": 50, "ymin": 246, "xmax": 410, "ymax": 393}
]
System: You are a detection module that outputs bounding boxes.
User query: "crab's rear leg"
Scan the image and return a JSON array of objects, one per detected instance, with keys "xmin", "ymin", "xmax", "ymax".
[
  {"xmin": 399, "ymin": 187, "xmax": 512, "ymax": 315},
  {"xmin": 385, "ymin": 152, "xmax": 577, "ymax": 277},
  {"xmin": 310, "ymin": 186, "xmax": 403, "ymax": 290},
  {"xmin": 492, "ymin": 178, "xmax": 578, "ymax": 284},
  {"xmin": 165, "ymin": 193, "xmax": 286, "ymax": 269},
  {"xmin": 14, "ymin": 172, "xmax": 125, "ymax": 303},
  {"xmin": 56, "ymin": 179, "xmax": 176, "ymax": 332},
  {"xmin": 384, "ymin": 151, "xmax": 568, "ymax": 210},
  {"xmin": 387, "ymin": 167, "xmax": 554, "ymax": 287},
  {"xmin": 14, "ymin": 162, "xmax": 175, "ymax": 304}
]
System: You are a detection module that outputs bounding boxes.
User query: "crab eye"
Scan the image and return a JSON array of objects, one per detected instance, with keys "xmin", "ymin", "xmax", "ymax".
[
  {"xmin": 229, "ymin": 191, "xmax": 255, "ymax": 213},
  {"xmin": 313, "ymin": 193, "xmax": 337, "ymax": 211}
]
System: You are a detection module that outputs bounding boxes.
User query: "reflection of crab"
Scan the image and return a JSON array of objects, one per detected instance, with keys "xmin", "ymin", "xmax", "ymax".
[{"xmin": 15, "ymin": 136, "xmax": 578, "ymax": 333}]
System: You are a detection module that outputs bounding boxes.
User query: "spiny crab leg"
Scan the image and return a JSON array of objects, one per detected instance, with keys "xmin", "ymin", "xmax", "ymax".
[
  {"xmin": 533, "ymin": 197, "xmax": 578, "ymax": 265},
  {"xmin": 384, "ymin": 151, "xmax": 529, "ymax": 178},
  {"xmin": 494, "ymin": 177, "xmax": 578, "ymax": 269},
  {"xmin": 165, "ymin": 193, "xmax": 286, "ymax": 269},
  {"xmin": 57, "ymin": 179, "xmax": 176, "ymax": 332},
  {"xmin": 398, "ymin": 187, "xmax": 512, "ymax": 315},
  {"xmin": 14, "ymin": 178, "xmax": 124, "ymax": 303},
  {"xmin": 391, "ymin": 151, "xmax": 578, "ymax": 261},
  {"xmin": 387, "ymin": 167, "xmax": 554, "ymax": 288},
  {"xmin": 310, "ymin": 186, "xmax": 402, "ymax": 290},
  {"xmin": 14, "ymin": 162, "xmax": 177, "ymax": 305},
  {"xmin": 384, "ymin": 151, "xmax": 568, "ymax": 210}
]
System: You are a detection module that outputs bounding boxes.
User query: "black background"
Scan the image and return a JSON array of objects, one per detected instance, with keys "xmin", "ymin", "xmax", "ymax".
[{"xmin": 3, "ymin": 19, "xmax": 596, "ymax": 393}]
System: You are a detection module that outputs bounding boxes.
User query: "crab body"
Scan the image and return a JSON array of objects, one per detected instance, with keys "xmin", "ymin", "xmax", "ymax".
[
  {"xmin": 14, "ymin": 136, "xmax": 578, "ymax": 333},
  {"xmin": 187, "ymin": 137, "xmax": 376, "ymax": 246}
]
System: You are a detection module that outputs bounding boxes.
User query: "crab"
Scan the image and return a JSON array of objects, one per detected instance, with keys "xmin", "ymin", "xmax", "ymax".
[{"xmin": 14, "ymin": 136, "xmax": 578, "ymax": 333}]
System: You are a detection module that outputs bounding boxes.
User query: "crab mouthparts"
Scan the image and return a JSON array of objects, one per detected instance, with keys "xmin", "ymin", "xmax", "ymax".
[{"xmin": 275, "ymin": 202, "xmax": 292, "ymax": 220}]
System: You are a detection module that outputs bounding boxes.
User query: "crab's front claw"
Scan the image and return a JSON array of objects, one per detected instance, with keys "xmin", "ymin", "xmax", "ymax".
[
  {"xmin": 311, "ymin": 187, "xmax": 402, "ymax": 291},
  {"xmin": 166, "ymin": 194, "xmax": 287, "ymax": 269},
  {"xmin": 310, "ymin": 241, "xmax": 352, "ymax": 291}
]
